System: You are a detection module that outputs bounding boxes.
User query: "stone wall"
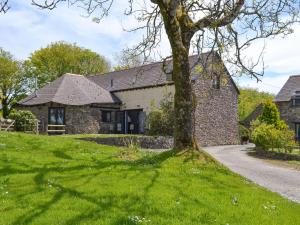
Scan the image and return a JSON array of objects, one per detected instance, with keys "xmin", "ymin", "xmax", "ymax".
[
  {"xmin": 82, "ymin": 136, "xmax": 174, "ymax": 149},
  {"xmin": 18, "ymin": 103, "xmax": 105, "ymax": 134},
  {"xmin": 276, "ymin": 101, "xmax": 300, "ymax": 130},
  {"xmin": 193, "ymin": 74, "xmax": 240, "ymax": 146}
]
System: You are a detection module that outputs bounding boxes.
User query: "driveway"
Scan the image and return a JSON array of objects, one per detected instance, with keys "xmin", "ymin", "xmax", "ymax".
[{"xmin": 202, "ymin": 144, "xmax": 300, "ymax": 203}]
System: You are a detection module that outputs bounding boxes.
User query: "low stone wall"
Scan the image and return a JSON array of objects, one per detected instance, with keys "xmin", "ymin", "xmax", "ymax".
[{"xmin": 82, "ymin": 136, "xmax": 174, "ymax": 149}]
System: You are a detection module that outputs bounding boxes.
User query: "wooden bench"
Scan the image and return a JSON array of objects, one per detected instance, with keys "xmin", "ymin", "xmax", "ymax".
[{"xmin": 47, "ymin": 124, "xmax": 66, "ymax": 135}]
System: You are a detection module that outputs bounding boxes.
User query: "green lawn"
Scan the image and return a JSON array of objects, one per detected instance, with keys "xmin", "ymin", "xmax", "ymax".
[{"xmin": 0, "ymin": 132, "xmax": 299, "ymax": 225}]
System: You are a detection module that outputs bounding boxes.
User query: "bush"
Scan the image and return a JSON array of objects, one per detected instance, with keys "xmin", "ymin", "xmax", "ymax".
[
  {"xmin": 258, "ymin": 100, "xmax": 287, "ymax": 130},
  {"xmin": 9, "ymin": 110, "xmax": 37, "ymax": 132},
  {"xmin": 251, "ymin": 123, "xmax": 296, "ymax": 151},
  {"xmin": 148, "ymin": 93, "xmax": 174, "ymax": 136},
  {"xmin": 148, "ymin": 109, "xmax": 173, "ymax": 136},
  {"xmin": 239, "ymin": 125, "xmax": 250, "ymax": 143}
]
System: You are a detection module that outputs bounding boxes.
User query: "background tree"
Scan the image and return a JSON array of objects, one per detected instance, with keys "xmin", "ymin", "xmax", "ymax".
[
  {"xmin": 113, "ymin": 49, "xmax": 144, "ymax": 71},
  {"xmin": 0, "ymin": 48, "xmax": 28, "ymax": 118},
  {"xmin": 25, "ymin": 41, "xmax": 110, "ymax": 88},
  {"xmin": 238, "ymin": 88, "xmax": 274, "ymax": 121},
  {"xmin": 5, "ymin": 0, "xmax": 298, "ymax": 150}
]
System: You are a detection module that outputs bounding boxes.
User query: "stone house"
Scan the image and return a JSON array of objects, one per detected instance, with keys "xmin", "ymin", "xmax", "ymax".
[
  {"xmin": 275, "ymin": 75, "xmax": 300, "ymax": 142},
  {"xmin": 18, "ymin": 53, "xmax": 240, "ymax": 146}
]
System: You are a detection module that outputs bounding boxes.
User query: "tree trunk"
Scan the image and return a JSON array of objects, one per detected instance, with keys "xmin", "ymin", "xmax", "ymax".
[
  {"xmin": 1, "ymin": 98, "xmax": 10, "ymax": 119},
  {"xmin": 155, "ymin": 3, "xmax": 195, "ymax": 150},
  {"xmin": 172, "ymin": 52, "xmax": 193, "ymax": 150}
]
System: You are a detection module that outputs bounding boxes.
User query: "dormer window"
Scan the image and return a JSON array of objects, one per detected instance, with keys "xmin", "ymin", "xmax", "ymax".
[
  {"xmin": 291, "ymin": 91, "xmax": 300, "ymax": 106},
  {"xmin": 166, "ymin": 73, "xmax": 172, "ymax": 81},
  {"xmin": 292, "ymin": 97, "xmax": 300, "ymax": 106}
]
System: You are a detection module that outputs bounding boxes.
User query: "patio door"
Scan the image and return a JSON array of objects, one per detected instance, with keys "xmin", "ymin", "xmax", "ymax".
[{"xmin": 125, "ymin": 109, "xmax": 143, "ymax": 134}]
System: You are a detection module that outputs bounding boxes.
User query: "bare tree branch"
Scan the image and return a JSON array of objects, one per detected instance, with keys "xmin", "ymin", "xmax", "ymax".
[{"xmin": 0, "ymin": 0, "xmax": 10, "ymax": 14}]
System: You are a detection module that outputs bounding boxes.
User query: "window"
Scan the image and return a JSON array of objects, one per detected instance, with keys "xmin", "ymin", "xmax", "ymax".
[
  {"xmin": 49, "ymin": 107, "xmax": 65, "ymax": 125},
  {"xmin": 212, "ymin": 74, "xmax": 220, "ymax": 89},
  {"xmin": 166, "ymin": 73, "xmax": 172, "ymax": 81},
  {"xmin": 102, "ymin": 111, "xmax": 112, "ymax": 122},
  {"xmin": 292, "ymin": 98, "xmax": 300, "ymax": 106}
]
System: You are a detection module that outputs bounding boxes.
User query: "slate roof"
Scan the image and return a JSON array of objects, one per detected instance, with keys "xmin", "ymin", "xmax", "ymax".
[
  {"xmin": 88, "ymin": 54, "xmax": 212, "ymax": 92},
  {"xmin": 275, "ymin": 75, "xmax": 300, "ymax": 102},
  {"xmin": 19, "ymin": 53, "xmax": 239, "ymax": 106},
  {"xmin": 19, "ymin": 73, "xmax": 120, "ymax": 106}
]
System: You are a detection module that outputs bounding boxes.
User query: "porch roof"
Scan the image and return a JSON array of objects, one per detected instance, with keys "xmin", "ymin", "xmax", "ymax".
[{"xmin": 19, "ymin": 73, "xmax": 120, "ymax": 106}]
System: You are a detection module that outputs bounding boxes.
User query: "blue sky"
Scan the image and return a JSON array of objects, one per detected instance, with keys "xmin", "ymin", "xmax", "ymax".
[{"xmin": 1, "ymin": 0, "xmax": 300, "ymax": 94}]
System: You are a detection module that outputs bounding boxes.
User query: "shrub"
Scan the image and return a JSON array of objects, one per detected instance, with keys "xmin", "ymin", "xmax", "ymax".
[
  {"xmin": 9, "ymin": 110, "xmax": 37, "ymax": 132},
  {"xmin": 251, "ymin": 123, "xmax": 296, "ymax": 151},
  {"xmin": 239, "ymin": 125, "xmax": 250, "ymax": 143},
  {"xmin": 148, "ymin": 109, "xmax": 173, "ymax": 136},
  {"xmin": 258, "ymin": 100, "xmax": 287, "ymax": 130},
  {"xmin": 148, "ymin": 93, "xmax": 174, "ymax": 136}
]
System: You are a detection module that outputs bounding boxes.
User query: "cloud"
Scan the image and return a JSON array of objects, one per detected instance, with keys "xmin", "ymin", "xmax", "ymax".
[
  {"xmin": 0, "ymin": 0, "xmax": 299, "ymax": 93},
  {"xmin": 0, "ymin": 0, "xmax": 137, "ymax": 62},
  {"xmin": 235, "ymin": 73, "xmax": 290, "ymax": 94}
]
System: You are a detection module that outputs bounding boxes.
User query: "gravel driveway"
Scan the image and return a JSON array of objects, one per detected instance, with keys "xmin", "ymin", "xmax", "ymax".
[{"xmin": 202, "ymin": 144, "xmax": 300, "ymax": 203}]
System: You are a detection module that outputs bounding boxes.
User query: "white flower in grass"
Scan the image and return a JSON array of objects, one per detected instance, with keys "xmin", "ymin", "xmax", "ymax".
[
  {"xmin": 263, "ymin": 202, "xmax": 276, "ymax": 211},
  {"xmin": 128, "ymin": 215, "xmax": 151, "ymax": 224},
  {"xmin": 231, "ymin": 196, "xmax": 238, "ymax": 205}
]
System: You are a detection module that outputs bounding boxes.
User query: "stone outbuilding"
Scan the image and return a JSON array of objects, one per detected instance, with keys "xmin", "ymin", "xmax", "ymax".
[
  {"xmin": 275, "ymin": 75, "xmax": 300, "ymax": 142},
  {"xmin": 18, "ymin": 53, "xmax": 240, "ymax": 146}
]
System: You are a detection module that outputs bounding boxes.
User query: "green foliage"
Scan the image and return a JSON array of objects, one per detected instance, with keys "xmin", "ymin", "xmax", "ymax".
[
  {"xmin": 258, "ymin": 100, "xmax": 287, "ymax": 130},
  {"xmin": 239, "ymin": 125, "xmax": 250, "ymax": 142},
  {"xmin": 251, "ymin": 123, "xmax": 296, "ymax": 151},
  {"xmin": 0, "ymin": 48, "xmax": 29, "ymax": 118},
  {"xmin": 238, "ymin": 88, "xmax": 274, "ymax": 121},
  {"xmin": 251, "ymin": 102, "xmax": 296, "ymax": 151},
  {"xmin": 0, "ymin": 132, "xmax": 300, "ymax": 225},
  {"xmin": 25, "ymin": 41, "xmax": 111, "ymax": 87},
  {"xmin": 9, "ymin": 110, "xmax": 37, "ymax": 132},
  {"xmin": 148, "ymin": 93, "xmax": 174, "ymax": 136}
]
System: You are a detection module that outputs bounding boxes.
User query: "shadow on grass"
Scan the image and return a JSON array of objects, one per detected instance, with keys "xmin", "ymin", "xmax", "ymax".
[
  {"xmin": 52, "ymin": 150, "xmax": 73, "ymax": 160},
  {"xmin": 8, "ymin": 149, "xmax": 180, "ymax": 225},
  {"xmin": 6, "ymin": 141, "xmax": 224, "ymax": 225}
]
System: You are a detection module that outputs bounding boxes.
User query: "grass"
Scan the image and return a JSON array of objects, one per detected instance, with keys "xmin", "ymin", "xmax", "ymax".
[{"xmin": 0, "ymin": 132, "xmax": 299, "ymax": 225}]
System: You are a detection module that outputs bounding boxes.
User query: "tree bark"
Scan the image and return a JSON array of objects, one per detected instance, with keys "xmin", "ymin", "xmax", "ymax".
[
  {"xmin": 172, "ymin": 52, "xmax": 193, "ymax": 150},
  {"xmin": 158, "ymin": 4, "xmax": 195, "ymax": 150}
]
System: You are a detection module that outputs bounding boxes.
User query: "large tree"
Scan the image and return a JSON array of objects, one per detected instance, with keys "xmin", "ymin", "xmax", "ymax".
[
  {"xmin": 25, "ymin": 41, "xmax": 110, "ymax": 87},
  {"xmin": 3, "ymin": 0, "xmax": 300, "ymax": 149},
  {"xmin": 0, "ymin": 48, "xmax": 28, "ymax": 118}
]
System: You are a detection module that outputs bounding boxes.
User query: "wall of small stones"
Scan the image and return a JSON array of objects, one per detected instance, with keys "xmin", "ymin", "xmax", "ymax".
[
  {"xmin": 193, "ymin": 73, "xmax": 240, "ymax": 146},
  {"xmin": 82, "ymin": 136, "xmax": 174, "ymax": 149},
  {"xmin": 18, "ymin": 103, "xmax": 108, "ymax": 134},
  {"xmin": 276, "ymin": 101, "xmax": 300, "ymax": 130}
]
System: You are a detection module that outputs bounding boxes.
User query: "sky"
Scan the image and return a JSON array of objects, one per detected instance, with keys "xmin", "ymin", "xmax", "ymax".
[{"xmin": 1, "ymin": 0, "xmax": 300, "ymax": 94}]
